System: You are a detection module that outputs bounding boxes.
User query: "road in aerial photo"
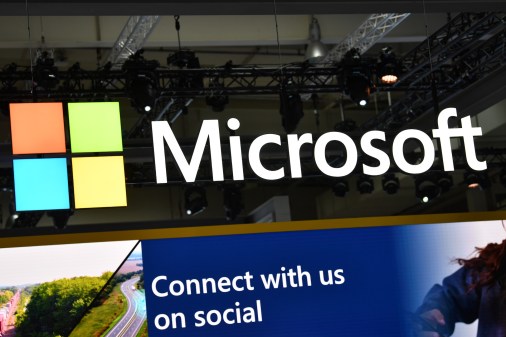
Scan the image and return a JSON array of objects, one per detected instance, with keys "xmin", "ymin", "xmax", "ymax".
[{"xmin": 106, "ymin": 276, "xmax": 147, "ymax": 337}]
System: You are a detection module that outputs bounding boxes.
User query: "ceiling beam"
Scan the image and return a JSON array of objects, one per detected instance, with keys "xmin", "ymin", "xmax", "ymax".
[
  {"xmin": 1, "ymin": 1, "xmax": 505, "ymax": 16},
  {"xmin": 0, "ymin": 36, "xmax": 428, "ymax": 50}
]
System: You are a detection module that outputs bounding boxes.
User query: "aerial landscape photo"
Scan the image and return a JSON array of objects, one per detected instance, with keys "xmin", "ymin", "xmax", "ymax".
[
  {"xmin": 0, "ymin": 240, "xmax": 140, "ymax": 337},
  {"xmin": 69, "ymin": 243, "xmax": 147, "ymax": 337}
]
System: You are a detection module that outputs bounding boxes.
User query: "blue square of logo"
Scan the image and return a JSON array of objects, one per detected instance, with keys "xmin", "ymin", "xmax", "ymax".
[{"xmin": 13, "ymin": 158, "xmax": 70, "ymax": 211}]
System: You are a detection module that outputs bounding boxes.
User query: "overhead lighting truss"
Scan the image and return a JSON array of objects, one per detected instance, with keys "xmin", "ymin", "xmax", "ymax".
[
  {"xmin": 362, "ymin": 12, "xmax": 506, "ymax": 131},
  {"xmin": 0, "ymin": 12, "xmax": 502, "ymax": 135},
  {"xmin": 394, "ymin": 12, "xmax": 505, "ymax": 89},
  {"xmin": 0, "ymin": 63, "xmax": 454, "ymax": 100},
  {"xmin": 323, "ymin": 13, "xmax": 410, "ymax": 64},
  {"xmin": 300, "ymin": 13, "xmax": 410, "ymax": 100},
  {"xmin": 0, "ymin": 13, "xmax": 501, "ymax": 100},
  {"xmin": 104, "ymin": 16, "xmax": 161, "ymax": 69}
]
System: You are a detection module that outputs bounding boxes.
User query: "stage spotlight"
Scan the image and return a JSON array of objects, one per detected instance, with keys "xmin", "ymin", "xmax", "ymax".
[
  {"xmin": 184, "ymin": 186, "xmax": 208, "ymax": 216},
  {"xmin": 168, "ymin": 50, "xmax": 201, "ymax": 69},
  {"xmin": 347, "ymin": 74, "xmax": 370, "ymax": 107},
  {"xmin": 47, "ymin": 210, "xmax": 74, "ymax": 229},
  {"xmin": 280, "ymin": 89, "xmax": 304, "ymax": 134},
  {"xmin": 130, "ymin": 75, "xmax": 158, "ymax": 113},
  {"xmin": 34, "ymin": 50, "xmax": 59, "ymax": 89},
  {"xmin": 6, "ymin": 202, "xmax": 44, "ymax": 228},
  {"xmin": 500, "ymin": 168, "xmax": 506, "ymax": 188},
  {"xmin": 123, "ymin": 50, "xmax": 160, "ymax": 114},
  {"xmin": 378, "ymin": 46, "xmax": 399, "ymax": 85},
  {"xmin": 382, "ymin": 173, "xmax": 400, "ymax": 195},
  {"xmin": 357, "ymin": 175, "xmax": 374, "ymax": 194},
  {"xmin": 332, "ymin": 179, "xmax": 349, "ymax": 197},
  {"xmin": 5, "ymin": 213, "xmax": 19, "ymax": 228},
  {"xmin": 464, "ymin": 171, "xmax": 490, "ymax": 189},
  {"xmin": 206, "ymin": 94, "xmax": 229, "ymax": 112},
  {"xmin": 343, "ymin": 49, "xmax": 372, "ymax": 107},
  {"xmin": 334, "ymin": 120, "xmax": 357, "ymax": 132},
  {"xmin": 0, "ymin": 101, "xmax": 10, "ymax": 117},
  {"xmin": 0, "ymin": 168, "xmax": 13, "ymax": 192},
  {"xmin": 223, "ymin": 185, "xmax": 244, "ymax": 221},
  {"xmin": 415, "ymin": 175, "xmax": 441, "ymax": 203},
  {"xmin": 436, "ymin": 172, "xmax": 453, "ymax": 193},
  {"xmin": 168, "ymin": 50, "xmax": 204, "ymax": 91}
]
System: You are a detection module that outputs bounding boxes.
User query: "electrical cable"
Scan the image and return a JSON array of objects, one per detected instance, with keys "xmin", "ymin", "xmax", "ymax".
[
  {"xmin": 174, "ymin": 15, "xmax": 182, "ymax": 51},
  {"xmin": 422, "ymin": 0, "xmax": 439, "ymax": 115},
  {"xmin": 25, "ymin": 0, "xmax": 35, "ymax": 97},
  {"xmin": 272, "ymin": 0, "xmax": 283, "ymax": 69}
]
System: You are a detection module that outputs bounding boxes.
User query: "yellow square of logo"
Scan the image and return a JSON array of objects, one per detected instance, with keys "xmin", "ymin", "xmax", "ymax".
[{"xmin": 72, "ymin": 156, "xmax": 127, "ymax": 209}]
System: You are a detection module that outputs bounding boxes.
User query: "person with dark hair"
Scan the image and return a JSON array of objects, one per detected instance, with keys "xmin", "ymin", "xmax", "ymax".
[{"xmin": 414, "ymin": 240, "xmax": 506, "ymax": 336}]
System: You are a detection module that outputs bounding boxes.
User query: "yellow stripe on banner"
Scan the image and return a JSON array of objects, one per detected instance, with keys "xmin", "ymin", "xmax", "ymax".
[{"xmin": 1, "ymin": 211, "xmax": 506, "ymax": 248}]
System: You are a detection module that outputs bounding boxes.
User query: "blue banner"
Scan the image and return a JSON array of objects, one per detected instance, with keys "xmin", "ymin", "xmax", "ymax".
[{"xmin": 142, "ymin": 226, "xmax": 410, "ymax": 337}]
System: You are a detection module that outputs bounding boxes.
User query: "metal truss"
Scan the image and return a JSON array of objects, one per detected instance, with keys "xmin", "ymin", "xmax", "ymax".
[
  {"xmin": 393, "ymin": 12, "xmax": 505, "ymax": 89},
  {"xmin": 362, "ymin": 12, "xmax": 506, "ymax": 131},
  {"xmin": 0, "ymin": 12, "xmax": 502, "ymax": 131},
  {"xmin": 1, "ymin": 64, "xmax": 416, "ymax": 100},
  {"xmin": 104, "ymin": 16, "xmax": 161, "ymax": 69},
  {"xmin": 323, "ymin": 13, "xmax": 411, "ymax": 63},
  {"xmin": 157, "ymin": 65, "xmax": 343, "ymax": 96},
  {"xmin": 300, "ymin": 13, "xmax": 410, "ymax": 100}
]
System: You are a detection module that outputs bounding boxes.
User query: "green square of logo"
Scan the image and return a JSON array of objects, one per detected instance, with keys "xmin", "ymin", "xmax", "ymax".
[{"xmin": 68, "ymin": 102, "xmax": 123, "ymax": 153}]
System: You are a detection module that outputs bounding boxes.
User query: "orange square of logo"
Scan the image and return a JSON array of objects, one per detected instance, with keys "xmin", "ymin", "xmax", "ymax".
[{"xmin": 10, "ymin": 103, "xmax": 66, "ymax": 155}]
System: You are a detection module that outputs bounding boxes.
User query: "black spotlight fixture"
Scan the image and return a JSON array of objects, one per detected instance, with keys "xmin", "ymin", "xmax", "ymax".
[
  {"xmin": 184, "ymin": 186, "xmax": 208, "ymax": 216},
  {"xmin": 222, "ymin": 185, "xmax": 244, "ymax": 221},
  {"xmin": 280, "ymin": 83, "xmax": 304, "ymax": 134},
  {"xmin": 47, "ymin": 210, "xmax": 74, "ymax": 229},
  {"xmin": 206, "ymin": 92, "xmax": 229, "ymax": 112},
  {"xmin": 206, "ymin": 68, "xmax": 230, "ymax": 112},
  {"xmin": 0, "ymin": 168, "xmax": 14, "ymax": 192},
  {"xmin": 33, "ymin": 50, "xmax": 59, "ymax": 89},
  {"xmin": 168, "ymin": 49, "xmax": 201, "ymax": 69},
  {"xmin": 464, "ymin": 170, "xmax": 490, "ymax": 190},
  {"xmin": 0, "ymin": 101, "xmax": 10, "ymax": 117},
  {"xmin": 6, "ymin": 202, "xmax": 44, "ymax": 228},
  {"xmin": 377, "ymin": 46, "xmax": 399, "ymax": 85},
  {"xmin": 123, "ymin": 50, "xmax": 160, "ymax": 113},
  {"xmin": 168, "ymin": 50, "xmax": 204, "ymax": 91},
  {"xmin": 500, "ymin": 167, "xmax": 506, "ymax": 188},
  {"xmin": 357, "ymin": 175, "xmax": 374, "ymax": 194},
  {"xmin": 343, "ymin": 48, "xmax": 373, "ymax": 107},
  {"xmin": 206, "ymin": 78, "xmax": 228, "ymax": 112},
  {"xmin": 5, "ymin": 202, "xmax": 20, "ymax": 229},
  {"xmin": 334, "ymin": 120, "xmax": 357, "ymax": 132},
  {"xmin": 436, "ymin": 172, "xmax": 454, "ymax": 193},
  {"xmin": 415, "ymin": 174, "xmax": 441, "ymax": 203},
  {"xmin": 122, "ymin": 49, "xmax": 160, "ymax": 114},
  {"xmin": 382, "ymin": 173, "xmax": 400, "ymax": 195},
  {"xmin": 347, "ymin": 75, "xmax": 370, "ymax": 107},
  {"xmin": 332, "ymin": 179, "xmax": 349, "ymax": 197},
  {"xmin": 130, "ymin": 76, "xmax": 158, "ymax": 113}
]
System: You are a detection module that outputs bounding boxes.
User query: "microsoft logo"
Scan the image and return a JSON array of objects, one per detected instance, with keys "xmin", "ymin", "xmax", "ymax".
[{"xmin": 10, "ymin": 102, "xmax": 127, "ymax": 211}]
